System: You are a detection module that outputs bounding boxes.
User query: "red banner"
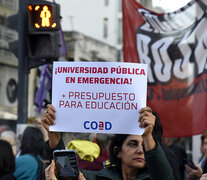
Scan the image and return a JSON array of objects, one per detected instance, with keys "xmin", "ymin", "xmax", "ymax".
[{"xmin": 123, "ymin": 0, "xmax": 207, "ymax": 137}]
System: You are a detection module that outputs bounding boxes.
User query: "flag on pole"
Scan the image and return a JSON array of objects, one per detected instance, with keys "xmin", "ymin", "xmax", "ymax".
[
  {"xmin": 34, "ymin": 64, "xmax": 52, "ymax": 113},
  {"xmin": 123, "ymin": 0, "xmax": 207, "ymax": 137}
]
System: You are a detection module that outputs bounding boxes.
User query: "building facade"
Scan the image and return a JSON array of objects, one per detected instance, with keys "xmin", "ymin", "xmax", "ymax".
[
  {"xmin": 54, "ymin": 0, "xmax": 123, "ymax": 61},
  {"xmin": 64, "ymin": 31, "xmax": 117, "ymax": 62},
  {"xmin": 0, "ymin": 0, "xmax": 18, "ymax": 128}
]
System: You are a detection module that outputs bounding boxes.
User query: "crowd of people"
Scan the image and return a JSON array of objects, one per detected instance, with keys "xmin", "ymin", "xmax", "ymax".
[{"xmin": 1, "ymin": 105, "xmax": 207, "ymax": 180}]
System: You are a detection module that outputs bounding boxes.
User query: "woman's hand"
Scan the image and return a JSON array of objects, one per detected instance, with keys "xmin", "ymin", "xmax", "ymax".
[
  {"xmin": 45, "ymin": 160, "xmax": 86, "ymax": 180},
  {"xmin": 185, "ymin": 164, "xmax": 203, "ymax": 180},
  {"xmin": 139, "ymin": 107, "xmax": 155, "ymax": 136},
  {"xmin": 41, "ymin": 104, "xmax": 61, "ymax": 149},
  {"xmin": 45, "ymin": 160, "xmax": 56, "ymax": 180},
  {"xmin": 79, "ymin": 172, "xmax": 86, "ymax": 180},
  {"xmin": 139, "ymin": 107, "xmax": 156, "ymax": 151}
]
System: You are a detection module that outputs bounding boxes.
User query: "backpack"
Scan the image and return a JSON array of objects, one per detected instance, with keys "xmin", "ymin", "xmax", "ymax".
[{"xmin": 30, "ymin": 154, "xmax": 48, "ymax": 180}]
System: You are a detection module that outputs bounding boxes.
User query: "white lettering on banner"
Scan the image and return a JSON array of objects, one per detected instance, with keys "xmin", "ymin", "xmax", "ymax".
[
  {"xmin": 173, "ymin": 31, "xmax": 193, "ymax": 79},
  {"xmin": 138, "ymin": 3, "xmax": 204, "ymax": 33},
  {"xmin": 194, "ymin": 18, "xmax": 207, "ymax": 74},
  {"xmin": 136, "ymin": 3, "xmax": 207, "ymax": 84},
  {"xmin": 137, "ymin": 34, "xmax": 154, "ymax": 82},
  {"xmin": 151, "ymin": 37, "xmax": 173, "ymax": 82}
]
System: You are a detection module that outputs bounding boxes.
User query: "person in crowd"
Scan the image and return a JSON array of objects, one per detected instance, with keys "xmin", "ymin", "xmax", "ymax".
[
  {"xmin": 0, "ymin": 139, "xmax": 16, "ymax": 180},
  {"xmin": 13, "ymin": 126, "xmax": 46, "ymax": 180},
  {"xmin": 185, "ymin": 129, "xmax": 207, "ymax": 180},
  {"xmin": 94, "ymin": 133, "xmax": 113, "ymax": 166},
  {"xmin": 199, "ymin": 129, "xmax": 207, "ymax": 173},
  {"xmin": 66, "ymin": 133, "xmax": 108, "ymax": 171},
  {"xmin": 152, "ymin": 111, "xmax": 181, "ymax": 180},
  {"xmin": 163, "ymin": 137, "xmax": 187, "ymax": 179},
  {"xmin": 0, "ymin": 130, "xmax": 17, "ymax": 156},
  {"xmin": 41, "ymin": 104, "xmax": 173, "ymax": 180}
]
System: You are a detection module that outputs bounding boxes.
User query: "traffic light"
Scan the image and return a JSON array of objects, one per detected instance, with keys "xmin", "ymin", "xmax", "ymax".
[
  {"xmin": 27, "ymin": 1, "xmax": 61, "ymax": 61},
  {"xmin": 28, "ymin": 3, "xmax": 60, "ymax": 32}
]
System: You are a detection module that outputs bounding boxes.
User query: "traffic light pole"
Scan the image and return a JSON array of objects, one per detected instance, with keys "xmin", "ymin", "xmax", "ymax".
[{"xmin": 17, "ymin": 0, "xmax": 28, "ymax": 124}]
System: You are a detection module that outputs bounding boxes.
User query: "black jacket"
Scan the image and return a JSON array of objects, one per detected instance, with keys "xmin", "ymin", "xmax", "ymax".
[{"xmin": 45, "ymin": 139, "xmax": 174, "ymax": 180}]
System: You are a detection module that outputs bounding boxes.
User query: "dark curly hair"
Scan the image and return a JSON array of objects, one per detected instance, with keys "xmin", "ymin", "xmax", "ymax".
[
  {"xmin": 109, "ymin": 134, "xmax": 129, "ymax": 169},
  {"xmin": 108, "ymin": 134, "xmax": 147, "ymax": 174},
  {"xmin": 20, "ymin": 126, "xmax": 45, "ymax": 157},
  {"xmin": 0, "ymin": 139, "xmax": 15, "ymax": 174},
  {"xmin": 152, "ymin": 111, "xmax": 163, "ymax": 143}
]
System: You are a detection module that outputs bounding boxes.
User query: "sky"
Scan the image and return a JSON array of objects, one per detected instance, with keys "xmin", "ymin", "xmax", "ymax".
[{"xmin": 152, "ymin": 0, "xmax": 191, "ymax": 12}]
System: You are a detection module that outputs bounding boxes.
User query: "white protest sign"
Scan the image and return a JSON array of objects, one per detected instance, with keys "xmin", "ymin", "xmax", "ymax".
[{"xmin": 50, "ymin": 62, "xmax": 147, "ymax": 135}]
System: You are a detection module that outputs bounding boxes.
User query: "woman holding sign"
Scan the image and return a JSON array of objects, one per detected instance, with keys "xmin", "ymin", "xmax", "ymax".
[{"xmin": 42, "ymin": 104, "xmax": 173, "ymax": 180}]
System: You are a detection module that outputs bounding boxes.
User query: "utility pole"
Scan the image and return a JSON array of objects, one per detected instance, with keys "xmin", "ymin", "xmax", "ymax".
[
  {"xmin": 8, "ymin": 0, "xmax": 61, "ymax": 135},
  {"xmin": 17, "ymin": 0, "xmax": 28, "ymax": 124}
]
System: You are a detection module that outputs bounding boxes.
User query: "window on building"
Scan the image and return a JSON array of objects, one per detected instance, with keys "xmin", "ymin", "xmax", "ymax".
[
  {"xmin": 0, "ymin": 27, "xmax": 3, "ymax": 39},
  {"xmin": 80, "ymin": 58, "xmax": 88, "ymax": 62},
  {"xmin": 0, "ymin": 0, "xmax": 18, "ymax": 10},
  {"xmin": 117, "ymin": 19, "xmax": 123, "ymax": 44},
  {"xmin": 0, "ymin": 27, "xmax": 17, "ymax": 41},
  {"xmin": 104, "ymin": 0, "xmax": 109, "ymax": 6},
  {"xmin": 0, "ymin": 15, "xmax": 6, "ymax": 26},
  {"xmin": 103, "ymin": 18, "xmax": 108, "ymax": 38},
  {"xmin": 97, "ymin": 58, "xmax": 106, "ymax": 62}
]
